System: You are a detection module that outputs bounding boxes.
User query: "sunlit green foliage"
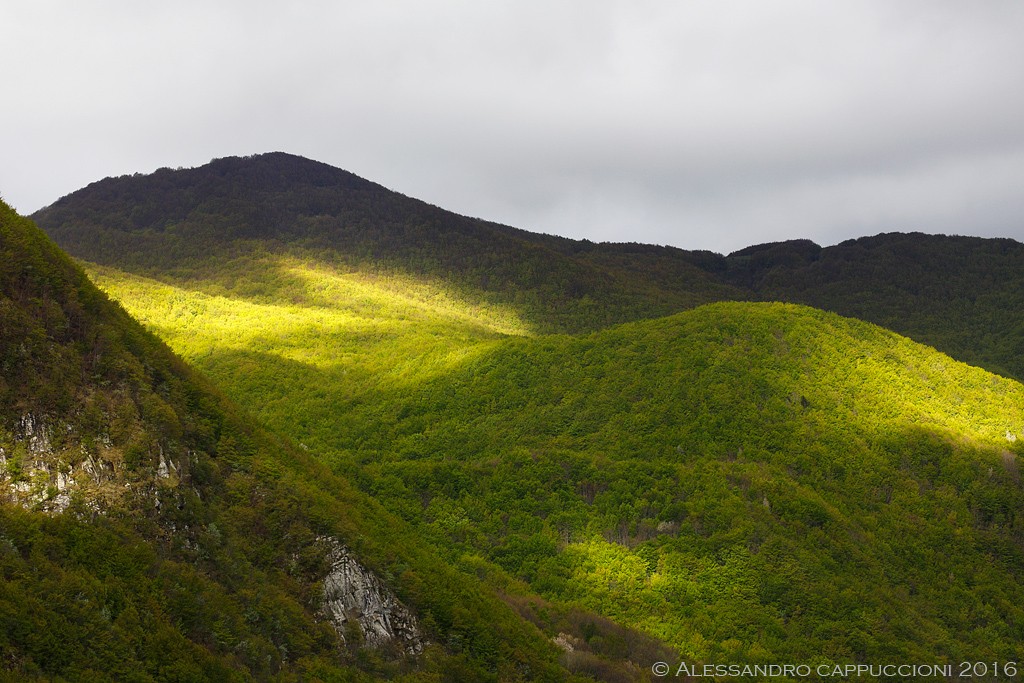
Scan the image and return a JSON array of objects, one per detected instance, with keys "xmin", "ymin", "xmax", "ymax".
[
  {"xmin": 84, "ymin": 257, "xmax": 528, "ymax": 453},
  {"xmin": 87, "ymin": 245, "xmax": 1024, "ymax": 667},
  {"xmin": 318, "ymin": 302, "xmax": 1024, "ymax": 664}
]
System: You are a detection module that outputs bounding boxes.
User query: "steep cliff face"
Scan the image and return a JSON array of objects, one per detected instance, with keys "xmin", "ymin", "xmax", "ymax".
[{"xmin": 320, "ymin": 537, "xmax": 425, "ymax": 654}]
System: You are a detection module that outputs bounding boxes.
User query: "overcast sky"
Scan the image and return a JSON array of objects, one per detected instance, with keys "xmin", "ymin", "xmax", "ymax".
[{"xmin": 4, "ymin": 1, "xmax": 1024, "ymax": 254}]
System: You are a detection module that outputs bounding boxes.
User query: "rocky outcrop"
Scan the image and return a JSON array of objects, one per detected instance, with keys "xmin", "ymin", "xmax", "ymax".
[
  {"xmin": 0, "ymin": 412, "xmax": 185, "ymax": 514},
  {"xmin": 319, "ymin": 537, "xmax": 424, "ymax": 654}
]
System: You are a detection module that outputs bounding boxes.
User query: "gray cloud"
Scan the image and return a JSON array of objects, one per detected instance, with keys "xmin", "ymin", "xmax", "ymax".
[{"xmin": 3, "ymin": 0, "xmax": 1023, "ymax": 253}]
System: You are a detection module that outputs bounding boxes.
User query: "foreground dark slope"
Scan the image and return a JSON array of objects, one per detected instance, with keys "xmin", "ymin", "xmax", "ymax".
[
  {"xmin": 31, "ymin": 152, "xmax": 1024, "ymax": 380},
  {"xmin": 0, "ymin": 201, "xmax": 649, "ymax": 682},
  {"xmin": 0, "ymin": 200, "xmax": 364, "ymax": 680}
]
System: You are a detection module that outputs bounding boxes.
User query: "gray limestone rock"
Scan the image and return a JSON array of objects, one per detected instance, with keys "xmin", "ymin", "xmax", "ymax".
[{"xmin": 319, "ymin": 537, "xmax": 424, "ymax": 654}]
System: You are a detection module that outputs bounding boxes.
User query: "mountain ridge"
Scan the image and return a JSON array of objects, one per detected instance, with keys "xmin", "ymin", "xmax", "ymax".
[{"xmin": 32, "ymin": 152, "xmax": 1024, "ymax": 380}]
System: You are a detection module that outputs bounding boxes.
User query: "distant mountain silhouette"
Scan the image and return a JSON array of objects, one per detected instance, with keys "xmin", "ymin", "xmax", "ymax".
[{"xmin": 34, "ymin": 152, "xmax": 1024, "ymax": 379}]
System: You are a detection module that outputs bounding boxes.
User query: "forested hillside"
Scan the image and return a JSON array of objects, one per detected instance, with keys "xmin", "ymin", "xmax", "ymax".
[
  {"xmin": 25, "ymin": 153, "xmax": 1024, "ymax": 677},
  {"xmin": 721, "ymin": 235, "xmax": 1024, "ymax": 380},
  {"xmin": 81, "ymin": 248, "xmax": 1024, "ymax": 668},
  {"xmin": 32, "ymin": 152, "xmax": 1024, "ymax": 380},
  {"xmin": 1, "ymin": 200, "xmax": 676, "ymax": 681}
]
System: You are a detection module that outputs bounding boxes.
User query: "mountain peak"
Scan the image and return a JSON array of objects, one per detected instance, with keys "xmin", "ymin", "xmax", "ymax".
[
  {"xmin": 199, "ymin": 151, "xmax": 380, "ymax": 191},
  {"xmin": 46, "ymin": 152, "xmax": 381, "ymax": 215}
]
